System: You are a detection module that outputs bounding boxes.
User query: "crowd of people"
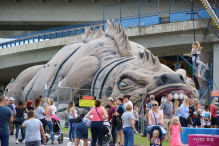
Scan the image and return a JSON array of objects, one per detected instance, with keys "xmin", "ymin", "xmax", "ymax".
[
  {"xmin": 0, "ymin": 95, "xmax": 57, "ymax": 146},
  {"xmin": 1, "ymin": 93, "xmax": 219, "ymax": 146}
]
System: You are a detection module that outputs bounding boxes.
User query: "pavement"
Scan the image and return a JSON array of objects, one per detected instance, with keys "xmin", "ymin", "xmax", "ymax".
[{"xmin": 8, "ymin": 134, "xmax": 73, "ymax": 146}]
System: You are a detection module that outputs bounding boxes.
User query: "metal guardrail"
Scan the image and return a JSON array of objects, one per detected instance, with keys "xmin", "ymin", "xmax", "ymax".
[{"xmin": 0, "ymin": 6, "xmax": 214, "ymax": 49}]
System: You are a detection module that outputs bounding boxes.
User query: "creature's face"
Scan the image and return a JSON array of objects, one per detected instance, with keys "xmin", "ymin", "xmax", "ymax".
[{"xmin": 102, "ymin": 42, "xmax": 199, "ymax": 107}]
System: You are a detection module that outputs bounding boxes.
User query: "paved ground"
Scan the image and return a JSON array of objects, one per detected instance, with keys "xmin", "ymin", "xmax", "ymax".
[{"xmin": 8, "ymin": 134, "xmax": 73, "ymax": 146}]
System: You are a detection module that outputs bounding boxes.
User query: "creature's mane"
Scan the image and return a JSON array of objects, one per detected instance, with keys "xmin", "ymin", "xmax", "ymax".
[{"xmin": 81, "ymin": 19, "xmax": 162, "ymax": 71}]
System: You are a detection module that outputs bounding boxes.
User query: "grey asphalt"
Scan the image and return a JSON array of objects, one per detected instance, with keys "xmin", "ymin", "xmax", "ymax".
[{"xmin": 8, "ymin": 134, "xmax": 73, "ymax": 146}]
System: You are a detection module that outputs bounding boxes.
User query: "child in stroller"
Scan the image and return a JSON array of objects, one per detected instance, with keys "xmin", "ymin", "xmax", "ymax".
[{"xmin": 147, "ymin": 125, "xmax": 167, "ymax": 146}]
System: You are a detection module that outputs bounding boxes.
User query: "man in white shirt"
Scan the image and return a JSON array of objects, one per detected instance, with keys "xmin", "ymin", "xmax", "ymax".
[
  {"xmin": 123, "ymin": 94, "xmax": 133, "ymax": 114},
  {"xmin": 202, "ymin": 105, "xmax": 211, "ymax": 128}
]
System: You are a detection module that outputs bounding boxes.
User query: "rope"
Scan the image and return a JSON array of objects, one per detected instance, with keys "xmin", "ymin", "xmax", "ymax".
[{"xmin": 195, "ymin": 0, "xmax": 208, "ymax": 64}]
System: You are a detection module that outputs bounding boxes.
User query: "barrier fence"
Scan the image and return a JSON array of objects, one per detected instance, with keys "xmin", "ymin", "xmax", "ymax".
[{"xmin": 4, "ymin": 87, "xmax": 146, "ymax": 134}]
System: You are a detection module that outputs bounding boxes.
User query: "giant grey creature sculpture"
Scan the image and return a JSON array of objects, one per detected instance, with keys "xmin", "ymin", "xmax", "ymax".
[{"xmin": 5, "ymin": 19, "xmax": 199, "ymax": 114}]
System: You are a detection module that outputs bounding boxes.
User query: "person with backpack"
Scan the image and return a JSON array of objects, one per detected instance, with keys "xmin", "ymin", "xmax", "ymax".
[
  {"xmin": 159, "ymin": 94, "xmax": 175, "ymax": 141},
  {"xmin": 114, "ymin": 97, "xmax": 126, "ymax": 146},
  {"xmin": 86, "ymin": 99, "xmax": 108, "ymax": 146}
]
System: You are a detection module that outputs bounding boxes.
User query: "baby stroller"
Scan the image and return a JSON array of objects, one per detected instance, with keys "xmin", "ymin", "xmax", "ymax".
[
  {"xmin": 96, "ymin": 121, "xmax": 112, "ymax": 146},
  {"xmin": 45, "ymin": 117, "xmax": 63, "ymax": 144},
  {"xmin": 147, "ymin": 125, "xmax": 167, "ymax": 146}
]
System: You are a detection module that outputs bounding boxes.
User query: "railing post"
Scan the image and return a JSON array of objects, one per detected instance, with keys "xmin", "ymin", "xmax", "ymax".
[
  {"xmin": 6, "ymin": 42, "xmax": 8, "ymax": 48},
  {"xmin": 19, "ymin": 40, "xmax": 21, "ymax": 45},
  {"xmin": 49, "ymin": 34, "xmax": 51, "ymax": 39},
  {"xmin": 23, "ymin": 38, "xmax": 25, "ymax": 44},
  {"xmin": 67, "ymin": 30, "xmax": 70, "ymax": 37},
  {"xmin": 43, "ymin": 34, "xmax": 46, "ymax": 40},
  {"xmin": 61, "ymin": 32, "xmax": 63, "ymax": 38},
  {"xmin": 70, "ymin": 87, "xmax": 72, "ymax": 102},
  {"xmin": 10, "ymin": 41, "xmax": 12, "ymax": 47},
  {"xmin": 33, "ymin": 37, "xmax": 35, "ymax": 42},
  {"xmin": 81, "ymin": 28, "xmax": 83, "ymax": 34},
  {"xmin": 38, "ymin": 36, "xmax": 40, "ymax": 42},
  {"xmin": 57, "ymin": 87, "xmax": 60, "ymax": 112},
  {"xmin": 55, "ymin": 33, "xmax": 57, "ymax": 38},
  {"xmin": 138, "ymin": 0, "xmax": 140, "ymax": 27}
]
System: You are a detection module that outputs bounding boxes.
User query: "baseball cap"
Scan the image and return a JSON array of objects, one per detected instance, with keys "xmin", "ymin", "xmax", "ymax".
[
  {"xmin": 8, "ymin": 97, "xmax": 15, "ymax": 101},
  {"xmin": 150, "ymin": 95, "xmax": 155, "ymax": 99}
]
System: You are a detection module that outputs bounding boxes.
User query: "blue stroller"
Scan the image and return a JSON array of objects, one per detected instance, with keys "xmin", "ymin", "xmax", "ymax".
[{"xmin": 147, "ymin": 125, "xmax": 167, "ymax": 146}]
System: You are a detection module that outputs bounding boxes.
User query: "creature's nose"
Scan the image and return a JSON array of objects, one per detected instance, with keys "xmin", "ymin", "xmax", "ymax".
[{"xmin": 156, "ymin": 73, "xmax": 185, "ymax": 86}]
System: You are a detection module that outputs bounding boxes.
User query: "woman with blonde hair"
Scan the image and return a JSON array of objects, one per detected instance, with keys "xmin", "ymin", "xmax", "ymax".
[
  {"xmin": 67, "ymin": 101, "xmax": 77, "ymax": 142},
  {"xmin": 50, "ymin": 98, "xmax": 57, "ymax": 115},
  {"xmin": 179, "ymin": 98, "xmax": 190, "ymax": 127},
  {"xmin": 210, "ymin": 98, "xmax": 219, "ymax": 128},
  {"xmin": 191, "ymin": 41, "xmax": 209, "ymax": 80},
  {"xmin": 45, "ymin": 98, "xmax": 55, "ymax": 144},
  {"xmin": 190, "ymin": 98, "xmax": 202, "ymax": 128},
  {"xmin": 148, "ymin": 101, "xmax": 164, "ymax": 127},
  {"xmin": 174, "ymin": 100, "xmax": 180, "ymax": 118}
]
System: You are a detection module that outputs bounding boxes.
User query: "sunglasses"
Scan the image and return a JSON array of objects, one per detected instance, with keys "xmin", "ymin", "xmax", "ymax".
[{"xmin": 152, "ymin": 104, "xmax": 158, "ymax": 106}]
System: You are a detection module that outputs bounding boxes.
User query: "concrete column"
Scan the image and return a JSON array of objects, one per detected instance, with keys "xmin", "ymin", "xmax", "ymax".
[{"xmin": 213, "ymin": 43, "xmax": 219, "ymax": 91}]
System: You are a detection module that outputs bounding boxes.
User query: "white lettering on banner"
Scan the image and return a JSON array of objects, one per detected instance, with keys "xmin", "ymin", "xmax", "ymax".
[{"xmin": 193, "ymin": 138, "xmax": 214, "ymax": 141}]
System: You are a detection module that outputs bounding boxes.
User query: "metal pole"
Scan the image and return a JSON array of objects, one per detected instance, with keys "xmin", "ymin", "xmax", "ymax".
[
  {"xmin": 70, "ymin": 87, "xmax": 72, "ymax": 102},
  {"xmin": 103, "ymin": 6, "xmax": 105, "ymax": 30},
  {"xmin": 177, "ymin": 55, "xmax": 179, "ymax": 70},
  {"xmin": 169, "ymin": 0, "xmax": 170, "ymax": 16},
  {"xmin": 32, "ymin": 89, "xmax": 33, "ymax": 101},
  {"xmin": 57, "ymin": 87, "xmax": 60, "ymax": 112},
  {"xmin": 120, "ymin": 4, "xmax": 122, "ymax": 23},
  {"xmin": 138, "ymin": 0, "xmax": 140, "ymax": 27},
  {"xmin": 158, "ymin": 0, "xmax": 159, "ymax": 14},
  {"xmin": 141, "ymin": 92, "xmax": 144, "ymax": 134}
]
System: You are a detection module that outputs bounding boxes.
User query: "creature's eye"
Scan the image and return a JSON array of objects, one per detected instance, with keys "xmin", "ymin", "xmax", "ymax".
[{"xmin": 119, "ymin": 81, "xmax": 128, "ymax": 87}]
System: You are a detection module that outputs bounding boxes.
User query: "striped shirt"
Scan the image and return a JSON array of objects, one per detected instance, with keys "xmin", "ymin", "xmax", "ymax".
[{"xmin": 215, "ymin": 98, "xmax": 219, "ymax": 117}]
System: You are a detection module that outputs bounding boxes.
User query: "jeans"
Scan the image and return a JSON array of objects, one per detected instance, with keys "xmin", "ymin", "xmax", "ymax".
[
  {"xmin": 217, "ymin": 117, "xmax": 219, "ymax": 128},
  {"xmin": 123, "ymin": 127, "xmax": 134, "ymax": 146},
  {"xmin": 0, "ymin": 132, "xmax": 9, "ymax": 146},
  {"xmin": 91, "ymin": 121, "xmax": 103, "ymax": 146},
  {"xmin": 47, "ymin": 121, "xmax": 54, "ymax": 142},
  {"xmin": 196, "ymin": 60, "xmax": 208, "ymax": 77},
  {"xmin": 25, "ymin": 140, "xmax": 41, "ymax": 146},
  {"xmin": 15, "ymin": 117, "xmax": 25, "ymax": 139},
  {"xmin": 135, "ymin": 121, "xmax": 139, "ymax": 132},
  {"xmin": 69, "ymin": 119, "xmax": 75, "ymax": 140},
  {"xmin": 111, "ymin": 126, "xmax": 116, "ymax": 145},
  {"xmin": 39, "ymin": 118, "xmax": 47, "ymax": 144},
  {"xmin": 143, "ymin": 121, "xmax": 147, "ymax": 137}
]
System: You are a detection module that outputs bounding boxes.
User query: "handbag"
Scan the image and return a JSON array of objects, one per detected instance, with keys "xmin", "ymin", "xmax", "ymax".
[
  {"xmin": 13, "ymin": 108, "xmax": 22, "ymax": 123},
  {"xmin": 95, "ymin": 108, "xmax": 109, "ymax": 135},
  {"xmin": 75, "ymin": 114, "xmax": 85, "ymax": 123},
  {"xmin": 184, "ymin": 116, "xmax": 191, "ymax": 125},
  {"xmin": 13, "ymin": 117, "xmax": 20, "ymax": 123},
  {"xmin": 152, "ymin": 111, "xmax": 161, "ymax": 125}
]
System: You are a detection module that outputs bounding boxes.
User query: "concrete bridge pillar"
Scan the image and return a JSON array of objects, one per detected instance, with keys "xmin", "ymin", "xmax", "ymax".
[{"xmin": 213, "ymin": 43, "xmax": 219, "ymax": 91}]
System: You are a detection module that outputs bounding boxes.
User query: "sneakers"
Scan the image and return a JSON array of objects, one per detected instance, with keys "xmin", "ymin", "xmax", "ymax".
[
  {"xmin": 16, "ymin": 141, "xmax": 19, "ymax": 144},
  {"xmin": 22, "ymin": 140, "xmax": 25, "ymax": 143}
]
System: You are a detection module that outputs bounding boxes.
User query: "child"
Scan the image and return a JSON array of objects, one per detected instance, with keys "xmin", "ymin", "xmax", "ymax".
[
  {"xmin": 202, "ymin": 105, "xmax": 211, "ymax": 128},
  {"xmin": 134, "ymin": 107, "xmax": 139, "ymax": 132},
  {"xmin": 150, "ymin": 130, "xmax": 160, "ymax": 146},
  {"xmin": 21, "ymin": 110, "xmax": 46, "ymax": 146},
  {"xmin": 169, "ymin": 117, "xmax": 183, "ymax": 146},
  {"xmin": 121, "ymin": 104, "xmax": 138, "ymax": 146}
]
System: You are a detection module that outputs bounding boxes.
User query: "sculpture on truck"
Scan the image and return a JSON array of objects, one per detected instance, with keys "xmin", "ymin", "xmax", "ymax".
[{"xmin": 5, "ymin": 19, "xmax": 199, "ymax": 115}]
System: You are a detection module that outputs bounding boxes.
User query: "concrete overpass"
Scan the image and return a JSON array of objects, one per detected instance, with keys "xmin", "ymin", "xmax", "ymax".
[{"xmin": 0, "ymin": 20, "xmax": 218, "ymax": 87}]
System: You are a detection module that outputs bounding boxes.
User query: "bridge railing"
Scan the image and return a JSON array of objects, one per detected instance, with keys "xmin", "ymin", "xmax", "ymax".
[{"xmin": 0, "ymin": 5, "xmax": 218, "ymax": 49}]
